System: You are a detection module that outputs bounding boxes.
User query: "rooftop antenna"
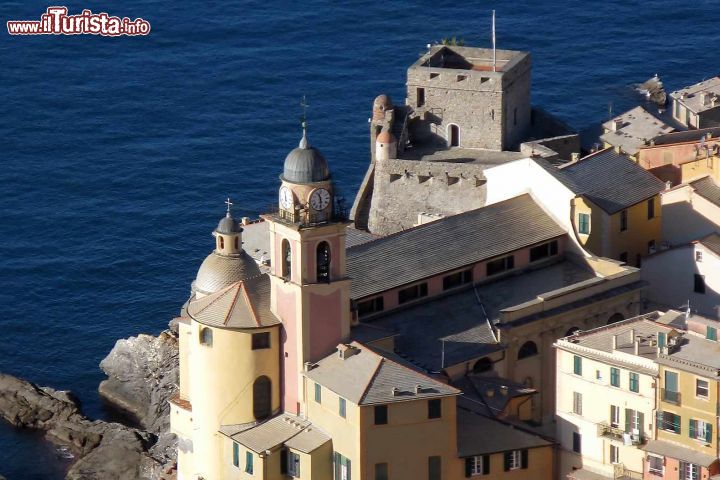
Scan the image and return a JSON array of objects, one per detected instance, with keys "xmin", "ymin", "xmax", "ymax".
[
  {"xmin": 225, "ymin": 197, "xmax": 233, "ymax": 216},
  {"xmin": 492, "ymin": 10, "xmax": 497, "ymax": 72}
]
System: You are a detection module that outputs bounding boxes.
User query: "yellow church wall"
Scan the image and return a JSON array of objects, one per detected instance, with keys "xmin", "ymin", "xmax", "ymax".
[
  {"xmin": 303, "ymin": 376, "xmax": 361, "ymax": 480},
  {"xmin": 188, "ymin": 322, "xmax": 281, "ymax": 480},
  {"xmin": 359, "ymin": 396, "xmax": 462, "ymax": 479},
  {"xmin": 177, "ymin": 318, "xmax": 191, "ymax": 400}
]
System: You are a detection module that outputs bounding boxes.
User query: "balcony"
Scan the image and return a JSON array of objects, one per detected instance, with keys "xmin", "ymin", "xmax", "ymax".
[
  {"xmin": 614, "ymin": 464, "xmax": 643, "ymax": 480},
  {"xmin": 597, "ymin": 422, "xmax": 645, "ymax": 445},
  {"xmin": 661, "ymin": 389, "xmax": 681, "ymax": 405}
]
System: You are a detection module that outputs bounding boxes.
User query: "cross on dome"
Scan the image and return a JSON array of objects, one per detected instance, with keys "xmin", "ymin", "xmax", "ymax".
[
  {"xmin": 299, "ymin": 96, "xmax": 309, "ymax": 149},
  {"xmin": 225, "ymin": 197, "xmax": 233, "ymax": 216}
]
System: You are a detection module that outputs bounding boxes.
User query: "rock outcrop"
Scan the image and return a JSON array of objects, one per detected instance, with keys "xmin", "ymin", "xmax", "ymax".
[
  {"xmin": 99, "ymin": 330, "xmax": 179, "ymax": 434},
  {"xmin": 0, "ymin": 373, "xmax": 173, "ymax": 479}
]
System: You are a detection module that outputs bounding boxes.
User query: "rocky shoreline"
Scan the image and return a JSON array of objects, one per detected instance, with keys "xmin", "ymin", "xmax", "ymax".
[{"xmin": 0, "ymin": 327, "xmax": 179, "ymax": 480}]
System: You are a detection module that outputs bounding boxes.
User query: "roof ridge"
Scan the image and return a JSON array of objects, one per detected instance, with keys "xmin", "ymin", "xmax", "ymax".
[
  {"xmin": 224, "ymin": 282, "xmax": 245, "ymax": 326},
  {"xmin": 191, "ymin": 281, "xmax": 239, "ymax": 316},
  {"xmin": 240, "ymin": 281, "xmax": 262, "ymax": 327}
]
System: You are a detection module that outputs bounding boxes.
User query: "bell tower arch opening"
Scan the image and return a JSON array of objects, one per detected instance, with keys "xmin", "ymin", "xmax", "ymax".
[{"xmin": 316, "ymin": 241, "xmax": 331, "ymax": 283}]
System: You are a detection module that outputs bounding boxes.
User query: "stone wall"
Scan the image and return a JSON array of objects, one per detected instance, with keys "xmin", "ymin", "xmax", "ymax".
[{"xmin": 366, "ymin": 158, "xmax": 491, "ymax": 235}]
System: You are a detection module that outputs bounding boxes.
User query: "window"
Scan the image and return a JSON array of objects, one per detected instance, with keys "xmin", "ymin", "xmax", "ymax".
[
  {"xmin": 200, "ymin": 327, "xmax": 213, "ymax": 346},
  {"xmin": 696, "ymin": 251, "xmax": 703, "ymax": 262},
  {"xmin": 696, "ymin": 379, "xmax": 709, "ymax": 398},
  {"xmin": 398, "ymin": 283, "xmax": 428, "ymax": 304},
  {"xmin": 530, "ymin": 240, "xmax": 559, "ymax": 262},
  {"xmin": 648, "ymin": 198, "xmax": 655, "ymax": 219},
  {"xmin": 334, "ymin": 452, "xmax": 351, "ymax": 480},
  {"xmin": 689, "ymin": 419, "xmax": 712, "ymax": 443},
  {"xmin": 375, "ymin": 463, "xmax": 388, "ymax": 480},
  {"xmin": 573, "ymin": 392, "xmax": 582, "ymax": 415},
  {"xmin": 428, "ymin": 456, "xmax": 441, "ymax": 480},
  {"xmin": 253, "ymin": 376, "xmax": 272, "ymax": 420},
  {"xmin": 680, "ymin": 461, "xmax": 699, "ymax": 480},
  {"xmin": 694, "ymin": 274, "xmax": 706, "ymax": 294},
  {"xmin": 610, "ymin": 367, "xmax": 620, "ymax": 387},
  {"xmin": 664, "ymin": 371, "xmax": 679, "ymax": 404},
  {"xmin": 620, "ymin": 210, "xmax": 628, "ymax": 232},
  {"xmin": 596, "ymin": 370, "xmax": 602, "ymax": 380},
  {"xmin": 428, "ymin": 399, "xmax": 442, "ymax": 419},
  {"xmin": 629, "ymin": 372, "xmax": 639, "ymax": 393},
  {"xmin": 232, "ymin": 442, "xmax": 239, "ymax": 467},
  {"xmin": 657, "ymin": 411, "xmax": 681, "ymax": 434},
  {"xmin": 610, "ymin": 405, "xmax": 620, "ymax": 427},
  {"xmin": 573, "ymin": 355, "xmax": 582, "ymax": 376},
  {"xmin": 417, "ymin": 87, "xmax": 425, "ymax": 108},
  {"xmin": 486, "ymin": 255, "xmax": 515, "ymax": 276},
  {"xmin": 658, "ymin": 332, "xmax": 667, "ymax": 348},
  {"xmin": 466, "ymin": 455, "xmax": 489, "ymax": 476},
  {"xmin": 234, "ymin": 236, "xmax": 239, "ymax": 249},
  {"xmin": 219, "ymin": 236, "xmax": 225, "ymax": 249},
  {"xmin": 610, "ymin": 444, "xmax": 619, "ymax": 464},
  {"xmin": 374, "ymin": 405, "xmax": 388, "ymax": 425},
  {"xmin": 648, "ymin": 240, "xmax": 656, "ymax": 254},
  {"xmin": 357, "ymin": 297, "xmax": 384, "ymax": 317},
  {"xmin": 648, "ymin": 455, "xmax": 664, "ymax": 476},
  {"xmin": 572, "ymin": 432, "xmax": 581, "ymax": 453},
  {"xmin": 625, "ymin": 409, "xmax": 644, "ymax": 438},
  {"xmin": 517, "ymin": 341, "xmax": 538, "ymax": 360},
  {"xmin": 251, "ymin": 332, "xmax": 270, "ymax": 350},
  {"xmin": 578, "ymin": 213, "xmax": 590, "ymax": 234},
  {"xmin": 339, "ymin": 397, "xmax": 347, "ymax": 418},
  {"xmin": 286, "ymin": 451, "xmax": 300, "ymax": 477},
  {"xmin": 245, "ymin": 451, "xmax": 254, "ymax": 474},
  {"xmin": 619, "ymin": 252, "xmax": 628, "ymax": 264},
  {"xmin": 316, "ymin": 241, "xmax": 331, "ymax": 283},
  {"xmin": 314, "ymin": 383, "xmax": 322, "ymax": 403},
  {"xmin": 443, "ymin": 269, "xmax": 473, "ymax": 290},
  {"xmin": 707, "ymin": 327, "xmax": 717, "ymax": 341},
  {"xmin": 504, "ymin": 450, "xmax": 527, "ymax": 471},
  {"xmin": 282, "ymin": 239, "xmax": 292, "ymax": 279}
]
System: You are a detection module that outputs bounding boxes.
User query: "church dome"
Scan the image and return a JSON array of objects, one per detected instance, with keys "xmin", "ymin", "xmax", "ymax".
[
  {"xmin": 282, "ymin": 126, "xmax": 330, "ymax": 184},
  {"xmin": 193, "ymin": 251, "xmax": 261, "ymax": 296},
  {"xmin": 216, "ymin": 214, "xmax": 241, "ymax": 234}
]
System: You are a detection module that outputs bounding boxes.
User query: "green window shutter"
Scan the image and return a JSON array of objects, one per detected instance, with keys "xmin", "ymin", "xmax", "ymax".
[
  {"xmin": 638, "ymin": 412, "xmax": 645, "ymax": 438},
  {"xmin": 610, "ymin": 367, "xmax": 619, "ymax": 387},
  {"xmin": 521, "ymin": 450, "xmax": 529, "ymax": 469},
  {"xmin": 706, "ymin": 424, "xmax": 713, "ymax": 443},
  {"xmin": 503, "ymin": 451, "xmax": 511, "ymax": 471},
  {"xmin": 674, "ymin": 415, "xmax": 681, "ymax": 434},
  {"xmin": 707, "ymin": 327, "xmax": 717, "ymax": 341},
  {"xmin": 346, "ymin": 458, "xmax": 352, "ymax": 480},
  {"xmin": 232, "ymin": 442, "xmax": 239, "ymax": 467},
  {"xmin": 465, "ymin": 458, "xmax": 472, "ymax": 477},
  {"xmin": 658, "ymin": 332, "xmax": 666, "ymax": 348},
  {"xmin": 689, "ymin": 419, "xmax": 696, "ymax": 439},
  {"xmin": 245, "ymin": 451, "xmax": 253, "ymax": 474},
  {"xmin": 483, "ymin": 454, "xmax": 490, "ymax": 475},
  {"xmin": 625, "ymin": 409, "xmax": 631, "ymax": 433},
  {"xmin": 574, "ymin": 356, "xmax": 582, "ymax": 375}
]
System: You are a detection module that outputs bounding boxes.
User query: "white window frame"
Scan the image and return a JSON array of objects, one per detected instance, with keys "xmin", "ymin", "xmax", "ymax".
[
  {"xmin": 647, "ymin": 455, "xmax": 664, "ymax": 476},
  {"xmin": 696, "ymin": 379, "xmax": 709, "ymax": 399},
  {"xmin": 509, "ymin": 450, "xmax": 522, "ymax": 470},
  {"xmin": 610, "ymin": 444, "xmax": 620, "ymax": 464},
  {"xmin": 630, "ymin": 410, "xmax": 640, "ymax": 433},
  {"xmin": 694, "ymin": 420, "xmax": 710, "ymax": 441},
  {"xmin": 610, "ymin": 405, "xmax": 620, "ymax": 428},
  {"xmin": 682, "ymin": 462, "xmax": 698, "ymax": 480},
  {"xmin": 470, "ymin": 455, "xmax": 484, "ymax": 475}
]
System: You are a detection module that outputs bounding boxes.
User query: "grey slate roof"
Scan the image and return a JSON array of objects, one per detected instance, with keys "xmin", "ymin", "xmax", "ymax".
[
  {"xmin": 193, "ymin": 250, "xmax": 262, "ymax": 296},
  {"xmin": 652, "ymin": 126, "xmax": 720, "ymax": 146},
  {"xmin": 371, "ymin": 259, "xmax": 595, "ymax": 371},
  {"xmin": 454, "ymin": 375, "xmax": 537, "ymax": 418},
  {"xmin": 187, "ymin": 274, "xmax": 280, "ymax": 329},
  {"xmin": 699, "ymin": 232, "xmax": 720, "ymax": 256},
  {"xmin": 456, "ymin": 409, "xmax": 552, "ymax": 457},
  {"xmin": 548, "ymin": 149, "xmax": 666, "ymax": 214},
  {"xmin": 346, "ymin": 194, "xmax": 566, "ymax": 299},
  {"xmin": 223, "ymin": 414, "xmax": 313, "ymax": 453},
  {"xmin": 643, "ymin": 439, "xmax": 717, "ymax": 466},
  {"xmin": 283, "ymin": 427, "xmax": 331, "ymax": 453},
  {"xmin": 690, "ymin": 175, "xmax": 720, "ymax": 208},
  {"xmin": 304, "ymin": 342, "xmax": 459, "ymax": 406},
  {"xmin": 600, "ymin": 106, "xmax": 674, "ymax": 155}
]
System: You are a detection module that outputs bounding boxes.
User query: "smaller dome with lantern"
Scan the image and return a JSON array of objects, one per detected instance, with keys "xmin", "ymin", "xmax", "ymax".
[{"xmin": 282, "ymin": 122, "xmax": 330, "ymax": 184}]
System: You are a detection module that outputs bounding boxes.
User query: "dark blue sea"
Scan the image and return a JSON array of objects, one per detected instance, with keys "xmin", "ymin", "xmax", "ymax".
[{"xmin": 1, "ymin": 1, "xmax": 718, "ymax": 477}]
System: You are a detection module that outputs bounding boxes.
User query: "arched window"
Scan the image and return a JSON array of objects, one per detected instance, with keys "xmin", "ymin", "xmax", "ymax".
[
  {"xmin": 448, "ymin": 124, "xmax": 460, "ymax": 147},
  {"xmin": 473, "ymin": 357, "xmax": 492, "ymax": 373},
  {"xmin": 518, "ymin": 341, "xmax": 539, "ymax": 360},
  {"xmin": 253, "ymin": 376, "xmax": 272, "ymax": 420},
  {"xmin": 281, "ymin": 239, "xmax": 291, "ymax": 279},
  {"xmin": 566, "ymin": 327, "xmax": 580, "ymax": 337},
  {"xmin": 218, "ymin": 236, "xmax": 224, "ymax": 249},
  {"xmin": 199, "ymin": 327, "xmax": 213, "ymax": 346},
  {"xmin": 234, "ymin": 237, "xmax": 239, "ymax": 249},
  {"xmin": 316, "ymin": 241, "xmax": 331, "ymax": 283},
  {"xmin": 607, "ymin": 313, "xmax": 624, "ymax": 325}
]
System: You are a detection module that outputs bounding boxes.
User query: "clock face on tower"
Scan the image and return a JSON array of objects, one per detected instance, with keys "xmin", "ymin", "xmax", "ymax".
[
  {"xmin": 309, "ymin": 188, "xmax": 331, "ymax": 211},
  {"xmin": 279, "ymin": 186, "xmax": 294, "ymax": 210}
]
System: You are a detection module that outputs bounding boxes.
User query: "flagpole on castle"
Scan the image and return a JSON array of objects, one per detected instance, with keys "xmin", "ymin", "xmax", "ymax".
[{"xmin": 492, "ymin": 10, "xmax": 497, "ymax": 72}]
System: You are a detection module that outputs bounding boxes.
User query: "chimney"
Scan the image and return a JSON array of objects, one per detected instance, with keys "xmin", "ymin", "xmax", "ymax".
[
  {"xmin": 611, "ymin": 119, "xmax": 623, "ymax": 132},
  {"xmin": 701, "ymin": 92, "xmax": 709, "ymax": 106},
  {"xmin": 571, "ymin": 152, "xmax": 580, "ymax": 162},
  {"xmin": 665, "ymin": 180, "xmax": 673, "ymax": 190},
  {"xmin": 634, "ymin": 340, "xmax": 640, "ymax": 355},
  {"xmin": 650, "ymin": 139, "xmax": 656, "ymax": 146},
  {"xmin": 337, "ymin": 344, "xmax": 358, "ymax": 360},
  {"xmin": 629, "ymin": 328, "xmax": 636, "ymax": 343},
  {"xmin": 500, "ymin": 386, "xmax": 509, "ymax": 396},
  {"xmin": 486, "ymin": 389, "xmax": 495, "ymax": 398},
  {"xmin": 391, "ymin": 387, "xmax": 400, "ymax": 397},
  {"xmin": 612, "ymin": 334, "xmax": 618, "ymax": 350},
  {"xmin": 415, "ymin": 384, "xmax": 423, "ymax": 394},
  {"xmin": 712, "ymin": 96, "xmax": 718, "ymax": 108},
  {"xmin": 241, "ymin": 217, "xmax": 250, "ymax": 225}
]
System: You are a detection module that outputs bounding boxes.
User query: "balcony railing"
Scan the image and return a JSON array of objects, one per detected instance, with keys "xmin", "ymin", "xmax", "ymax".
[
  {"xmin": 661, "ymin": 389, "xmax": 681, "ymax": 405},
  {"xmin": 614, "ymin": 464, "xmax": 643, "ymax": 480},
  {"xmin": 597, "ymin": 422, "xmax": 645, "ymax": 445}
]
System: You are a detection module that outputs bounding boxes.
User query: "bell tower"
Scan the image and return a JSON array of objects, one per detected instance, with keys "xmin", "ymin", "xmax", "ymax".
[{"xmin": 263, "ymin": 121, "xmax": 351, "ymax": 415}]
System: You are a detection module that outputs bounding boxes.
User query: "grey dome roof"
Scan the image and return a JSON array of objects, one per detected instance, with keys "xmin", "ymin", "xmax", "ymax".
[
  {"xmin": 282, "ymin": 127, "xmax": 330, "ymax": 184},
  {"xmin": 217, "ymin": 214, "xmax": 242, "ymax": 234},
  {"xmin": 192, "ymin": 251, "xmax": 261, "ymax": 296}
]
